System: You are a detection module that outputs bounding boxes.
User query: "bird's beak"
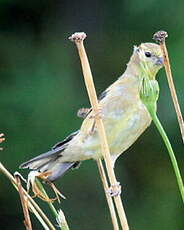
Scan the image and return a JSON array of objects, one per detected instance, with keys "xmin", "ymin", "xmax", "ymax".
[{"xmin": 155, "ymin": 57, "xmax": 164, "ymax": 66}]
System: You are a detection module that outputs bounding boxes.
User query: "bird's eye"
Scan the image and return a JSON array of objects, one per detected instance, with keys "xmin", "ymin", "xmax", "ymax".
[{"xmin": 145, "ymin": 52, "xmax": 152, "ymax": 57}]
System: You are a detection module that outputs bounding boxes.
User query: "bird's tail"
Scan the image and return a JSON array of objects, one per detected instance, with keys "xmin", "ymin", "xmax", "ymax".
[
  {"xmin": 20, "ymin": 153, "xmax": 79, "ymax": 181},
  {"xmin": 20, "ymin": 130, "xmax": 80, "ymax": 181},
  {"xmin": 19, "ymin": 148, "xmax": 80, "ymax": 182},
  {"xmin": 37, "ymin": 161, "xmax": 79, "ymax": 181}
]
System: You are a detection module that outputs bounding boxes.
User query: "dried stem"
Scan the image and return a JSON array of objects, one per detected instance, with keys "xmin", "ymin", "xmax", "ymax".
[
  {"xmin": 97, "ymin": 160, "xmax": 119, "ymax": 230},
  {"xmin": 69, "ymin": 32, "xmax": 129, "ymax": 230},
  {"xmin": 153, "ymin": 31, "xmax": 184, "ymax": 143},
  {"xmin": 0, "ymin": 162, "xmax": 56, "ymax": 230},
  {"xmin": 15, "ymin": 173, "xmax": 33, "ymax": 230}
]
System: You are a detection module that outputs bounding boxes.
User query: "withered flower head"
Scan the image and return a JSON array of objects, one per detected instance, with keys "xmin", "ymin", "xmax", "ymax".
[{"xmin": 0, "ymin": 133, "xmax": 5, "ymax": 150}]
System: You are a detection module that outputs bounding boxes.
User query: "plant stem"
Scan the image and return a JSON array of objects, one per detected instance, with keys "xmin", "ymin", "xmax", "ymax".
[
  {"xmin": 36, "ymin": 179, "xmax": 70, "ymax": 230},
  {"xmin": 57, "ymin": 210, "xmax": 70, "ymax": 230},
  {"xmin": 69, "ymin": 32, "xmax": 129, "ymax": 230},
  {"xmin": 29, "ymin": 203, "xmax": 51, "ymax": 230},
  {"xmin": 36, "ymin": 179, "xmax": 58, "ymax": 217},
  {"xmin": 97, "ymin": 160, "xmax": 120, "ymax": 230},
  {"xmin": 153, "ymin": 31, "xmax": 184, "ymax": 143},
  {"xmin": 149, "ymin": 110, "xmax": 184, "ymax": 203},
  {"xmin": 15, "ymin": 174, "xmax": 33, "ymax": 230},
  {"xmin": 161, "ymin": 42, "xmax": 184, "ymax": 143},
  {"xmin": 0, "ymin": 162, "xmax": 56, "ymax": 230}
]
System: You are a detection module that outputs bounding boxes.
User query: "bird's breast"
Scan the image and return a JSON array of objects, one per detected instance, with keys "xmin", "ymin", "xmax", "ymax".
[
  {"xmin": 61, "ymin": 79, "xmax": 152, "ymax": 162},
  {"xmin": 78, "ymin": 99, "xmax": 151, "ymax": 161}
]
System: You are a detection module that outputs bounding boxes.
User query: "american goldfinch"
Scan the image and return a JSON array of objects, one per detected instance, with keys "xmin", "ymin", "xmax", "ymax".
[{"xmin": 20, "ymin": 42, "xmax": 163, "ymax": 181}]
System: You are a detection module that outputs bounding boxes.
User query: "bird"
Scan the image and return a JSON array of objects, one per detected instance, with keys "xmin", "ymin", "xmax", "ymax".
[{"xmin": 20, "ymin": 42, "xmax": 163, "ymax": 182}]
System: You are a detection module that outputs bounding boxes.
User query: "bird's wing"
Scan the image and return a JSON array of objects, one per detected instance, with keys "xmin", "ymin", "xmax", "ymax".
[
  {"xmin": 19, "ymin": 130, "xmax": 79, "ymax": 170},
  {"xmin": 52, "ymin": 130, "xmax": 79, "ymax": 149}
]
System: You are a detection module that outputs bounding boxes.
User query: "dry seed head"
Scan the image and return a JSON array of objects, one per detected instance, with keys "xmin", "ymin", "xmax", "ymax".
[
  {"xmin": 153, "ymin": 31, "xmax": 168, "ymax": 43},
  {"xmin": 69, "ymin": 32, "xmax": 87, "ymax": 42}
]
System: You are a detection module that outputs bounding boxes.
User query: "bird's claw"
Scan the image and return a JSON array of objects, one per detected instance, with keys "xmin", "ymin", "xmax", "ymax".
[
  {"xmin": 90, "ymin": 108, "xmax": 103, "ymax": 120},
  {"xmin": 77, "ymin": 107, "xmax": 91, "ymax": 118},
  {"xmin": 87, "ymin": 109, "xmax": 103, "ymax": 135},
  {"xmin": 106, "ymin": 182, "xmax": 121, "ymax": 197},
  {"xmin": 26, "ymin": 171, "xmax": 66, "ymax": 202}
]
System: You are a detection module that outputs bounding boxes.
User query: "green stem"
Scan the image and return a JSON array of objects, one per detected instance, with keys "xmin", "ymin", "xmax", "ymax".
[
  {"xmin": 0, "ymin": 162, "xmax": 56, "ymax": 230},
  {"xmin": 36, "ymin": 179, "xmax": 70, "ymax": 230},
  {"xmin": 149, "ymin": 109, "xmax": 184, "ymax": 203},
  {"xmin": 36, "ymin": 179, "xmax": 58, "ymax": 217}
]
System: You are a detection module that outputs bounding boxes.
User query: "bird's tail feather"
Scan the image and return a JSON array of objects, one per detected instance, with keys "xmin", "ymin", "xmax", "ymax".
[
  {"xmin": 19, "ymin": 149, "xmax": 80, "ymax": 181},
  {"xmin": 19, "ymin": 130, "xmax": 80, "ymax": 181},
  {"xmin": 44, "ymin": 161, "xmax": 77, "ymax": 181},
  {"xmin": 19, "ymin": 149, "xmax": 61, "ymax": 170}
]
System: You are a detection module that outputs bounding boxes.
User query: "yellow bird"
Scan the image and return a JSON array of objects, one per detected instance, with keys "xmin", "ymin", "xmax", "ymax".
[{"xmin": 20, "ymin": 42, "xmax": 163, "ymax": 181}]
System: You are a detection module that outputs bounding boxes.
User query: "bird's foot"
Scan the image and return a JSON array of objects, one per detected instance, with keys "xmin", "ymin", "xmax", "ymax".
[
  {"xmin": 90, "ymin": 108, "xmax": 103, "ymax": 120},
  {"xmin": 77, "ymin": 107, "xmax": 91, "ymax": 118},
  {"xmin": 106, "ymin": 182, "xmax": 121, "ymax": 197},
  {"xmin": 87, "ymin": 108, "xmax": 103, "ymax": 135},
  {"xmin": 27, "ymin": 171, "xmax": 66, "ymax": 202}
]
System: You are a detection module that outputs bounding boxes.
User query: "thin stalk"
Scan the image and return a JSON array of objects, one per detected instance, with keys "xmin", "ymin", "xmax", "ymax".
[
  {"xmin": 161, "ymin": 42, "xmax": 184, "ymax": 142},
  {"xmin": 97, "ymin": 160, "xmax": 120, "ymax": 230},
  {"xmin": 153, "ymin": 31, "xmax": 184, "ymax": 143},
  {"xmin": 149, "ymin": 110, "xmax": 184, "ymax": 203},
  {"xmin": 36, "ymin": 179, "xmax": 70, "ymax": 230},
  {"xmin": 15, "ymin": 174, "xmax": 33, "ymax": 230},
  {"xmin": 36, "ymin": 179, "xmax": 58, "ymax": 217},
  {"xmin": 140, "ymin": 51, "xmax": 184, "ymax": 203},
  {"xmin": 69, "ymin": 32, "xmax": 129, "ymax": 230},
  {"xmin": 0, "ymin": 162, "xmax": 56, "ymax": 230},
  {"xmin": 57, "ymin": 210, "xmax": 70, "ymax": 230},
  {"xmin": 28, "ymin": 203, "xmax": 50, "ymax": 230}
]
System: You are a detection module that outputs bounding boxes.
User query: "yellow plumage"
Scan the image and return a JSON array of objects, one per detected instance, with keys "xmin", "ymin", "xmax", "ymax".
[{"xmin": 20, "ymin": 42, "xmax": 163, "ymax": 181}]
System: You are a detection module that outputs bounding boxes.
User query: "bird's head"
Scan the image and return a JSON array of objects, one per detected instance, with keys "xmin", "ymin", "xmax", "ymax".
[{"xmin": 133, "ymin": 42, "xmax": 164, "ymax": 78}]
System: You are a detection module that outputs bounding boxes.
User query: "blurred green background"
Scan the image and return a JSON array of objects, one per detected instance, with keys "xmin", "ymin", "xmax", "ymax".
[{"xmin": 0, "ymin": 0, "xmax": 183, "ymax": 229}]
